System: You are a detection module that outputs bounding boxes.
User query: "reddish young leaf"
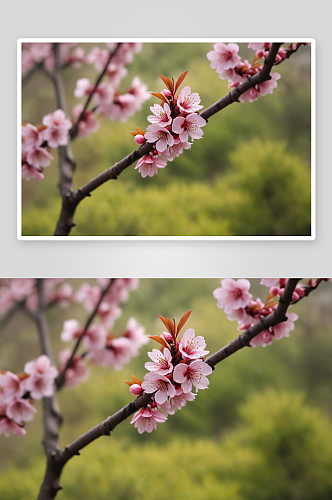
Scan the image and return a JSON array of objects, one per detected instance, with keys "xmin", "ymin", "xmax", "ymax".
[
  {"xmin": 174, "ymin": 70, "xmax": 188, "ymax": 94},
  {"xmin": 148, "ymin": 335, "xmax": 171, "ymax": 349},
  {"xmin": 135, "ymin": 127, "xmax": 146, "ymax": 136},
  {"xmin": 150, "ymin": 92, "xmax": 169, "ymax": 105},
  {"xmin": 159, "ymin": 75, "xmax": 174, "ymax": 94},
  {"xmin": 158, "ymin": 315, "xmax": 175, "ymax": 337},
  {"xmin": 176, "ymin": 310, "xmax": 192, "ymax": 336}
]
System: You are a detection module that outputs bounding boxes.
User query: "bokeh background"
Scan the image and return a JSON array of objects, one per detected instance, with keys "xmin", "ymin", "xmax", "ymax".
[
  {"xmin": 1, "ymin": 278, "xmax": 332, "ymax": 499},
  {"xmin": 21, "ymin": 42, "xmax": 312, "ymax": 237}
]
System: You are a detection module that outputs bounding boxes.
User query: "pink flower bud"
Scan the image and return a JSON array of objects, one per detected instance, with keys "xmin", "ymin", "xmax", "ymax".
[
  {"xmin": 134, "ymin": 134, "xmax": 145, "ymax": 145},
  {"xmin": 130, "ymin": 384, "xmax": 143, "ymax": 396},
  {"xmin": 270, "ymin": 286, "xmax": 279, "ymax": 296},
  {"xmin": 162, "ymin": 332, "xmax": 173, "ymax": 342}
]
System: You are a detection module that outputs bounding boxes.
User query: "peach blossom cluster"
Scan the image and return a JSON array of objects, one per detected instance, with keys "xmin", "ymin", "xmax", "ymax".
[
  {"xmin": 131, "ymin": 71, "xmax": 206, "ymax": 178},
  {"xmin": 128, "ymin": 312, "xmax": 212, "ymax": 434},
  {"xmin": 213, "ymin": 278, "xmax": 303, "ymax": 347},
  {"xmin": 0, "ymin": 355, "xmax": 58, "ymax": 437}
]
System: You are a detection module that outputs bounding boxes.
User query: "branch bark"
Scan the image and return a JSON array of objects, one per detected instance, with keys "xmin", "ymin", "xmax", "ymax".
[
  {"xmin": 52, "ymin": 42, "xmax": 287, "ymax": 236},
  {"xmin": 36, "ymin": 279, "xmax": 63, "ymax": 500}
]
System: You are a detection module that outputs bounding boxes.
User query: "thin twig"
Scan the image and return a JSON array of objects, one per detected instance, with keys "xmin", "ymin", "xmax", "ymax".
[
  {"xmin": 55, "ymin": 278, "xmax": 115, "ymax": 389},
  {"xmin": 70, "ymin": 43, "xmax": 122, "ymax": 140}
]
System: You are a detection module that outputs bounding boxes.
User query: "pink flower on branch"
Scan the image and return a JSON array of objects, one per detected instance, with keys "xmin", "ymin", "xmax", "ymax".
[
  {"xmin": 147, "ymin": 103, "xmax": 172, "ymax": 126},
  {"xmin": 141, "ymin": 372, "xmax": 176, "ymax": 405},
  {"xmin": 42, "ymin": 109, "xmax": 72, "ymax": 148},
  {"xmin": 135, "ymin": 153, "xmax": 167, "ymax": 178},
  {"xmin": 172, "ymin": 114, "xmax": 206, "ymax": 142},
  {"xmin": 144, "ymin": 124, "xmax": 174, "ymax": 153},
  {"xmin": 145, "ymin": 348, "xmax": 173, "ymax": 376},
  {"xmin": 26, "ymin": 147, "xmax": 53, "ymax": 170},
  {"xmin": 130, "ymin": 406, "xmax": 167, "ymax": 434},
  {"xmin": 0, "ymin": 372, "xmax": 25, "ymax": 404},
  {"xmin": 178, "ymin": 328, "xmax": 209, "ymax": 360},
  {"xmin": 207, "ymin": 43, "xmax": 241, "ymax": 72},
  {"xmin": 23, "ymin": 355, "xmax": 58, "ymax": 399},
  {"xmin": 213, "ymin": 279, "xmax": 252, "ymax": 315},
  {"xmin": 173, "ymin": 359, "xmax": 212, "ymax": 393},
  {"xmin": 58, "ymin": 350, "xmax": 89, "ymax": 388},
  {"xmin": 176, "ymin": 86, "xmax": 203, "ymax": 114},
  {"xmin": 6, "ymin": 398, "xmax": 36, "ymax": 425}
]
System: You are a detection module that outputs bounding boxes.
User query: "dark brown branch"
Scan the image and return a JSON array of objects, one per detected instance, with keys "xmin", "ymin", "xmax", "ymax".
[
  {"xmin": 205, "ymin": 278, "xmax": 300, "ymax": 368},
  {"xmin": 55, "ymin": 278, "xmax": 115, "ymax": 390},
  {"xmin": 52, "ymin": 43, "xmax": 77, "ymax": 235},
  {"xmin": 70, "ymin": 43, "xmax": 122, "ymax": 140},
  {"xmin": 35, "ymin": 280, "xmax": 63, "ymax": 500}
]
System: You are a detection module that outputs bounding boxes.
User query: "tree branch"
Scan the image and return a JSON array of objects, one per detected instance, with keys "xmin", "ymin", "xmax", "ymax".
[
  {"xmin": 55, "ymin": 278, "xmax": 115, "ymax": 390},
  {"xmin": 35, "ymin": 279, "xmax": 63, "ymax": 500},
  {"xmin": 205, "ymin": 278, "xmax": 300, "ymax": 368},
  {"xmin": 70, "ymin": 43, "xmax": 122, "ymax": 140}
]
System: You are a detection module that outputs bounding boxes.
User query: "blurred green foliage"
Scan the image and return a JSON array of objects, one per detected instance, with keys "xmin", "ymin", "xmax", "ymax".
[
  {"xmin": 0, "ymin": 279, "xmax": 331, "ymax": 499},
  {"xmin": 21, "ymin": 43, "xmax": 312, "ymax": 236}
]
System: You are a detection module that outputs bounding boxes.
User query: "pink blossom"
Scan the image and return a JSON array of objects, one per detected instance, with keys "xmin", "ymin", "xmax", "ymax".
[
  {"xmin": 165, "ymin": 141, "xmax": 192, "ymax": 161},
  {"xmin": 176, "ymin": 86, "xmax": 203, "ymax": 114},
  {"xmin": 83, "ymin": 323, "xmax": 108, "ymax": 351},
  {"xmin": 272, "ymin": 312, "xmax": 298, "ymax": 340},
  {"xmin": 145, "ymin": 124, "xmax": 174, "ymax": 153},
  {"xmin": 238, "ymin": 87, "xmax": 260, "ymax": 103},
  {"xmin": 131, "ymin": 406, "xmax": 167, "ymax": 434},
  {"xmin": 141, "ymin": 372, "xmax": 176, "ymax": 405},
  {"xmin": 213, "ymin": 279, "xmax": 252, "ymax": 314},
  {"xmin": 42, "ymin": 109, "xmax": 72, "ymax": 148},
  {"xmin": 260, "ymin": 279, "xmax": 279, "ymax": 287},
  {"xmin": 93, "ymin": 82, "xmax": 115, "ymax": 106},
  {"xmin": 173, "ymin": 359, "xmax": 212, "ymax": 392},
  {"xmin": 106, "ymin": 63, "xmax": 127, "ymax": 86},
  {"xmin": 90, "ymin": 337, "xmax": 138, "ymax": 370},
  {"xmin": 26, "ymin": 147, "xmax": 53, "ymax": 169},
  {"xmin": 97, "ymin": 301, "xmax": 122, "ymax": 329},
  {"xmin": 0, "ymin": 372, "xmax": 25, "ymax": 404},
  {"xmin": 148, "ymin": 103, "xmax": 172, "ymax": 126},
  {"xmin": 0, "ymin": 416, "xmax": 26, "ymax": 437},
  {"xmin": 6, "ymin": 398, "xmax": 36, "ymax": 424},
  {"xmin": 134, "ymin": 134, "xmax": 145, "ymax": 145},
  {"xmin": 22, "ymin": 124, "xmax": 43, "ymax": 153},
  {"xmin": 74, "ymin": 78, "xmax": 93, "ymax": 98},
  {"xmin": 75, "ymin": 283, "xmax": 101, "ymax": 310},
  {"xmin": 257, "ymin": 72, "xmax": 281, "ymax": 96},
  {"xmin": 248, "ymin": 43, "xmax": 265, "ymax": 50},
  {"xmin": 24, "ymin": 355, "xmax": 58, "ymax": 399},
  {"xmin": 21, "ymin": 162, "xmax": 44, "ymax": 180},
  {"xmin": 124, "ymin": 317, "xmax": 148, "ymax": 346},
  {"xmin": 101, "ymin": 94, "xmax": 138, "ymax": 122},
  {"xmin": 58, "ymin": 350, "xmax": 89, "ymax": 388},
  {"xmin": 61, "ymin": 319, "xmax": 82, "ymax": 342},
  {"xmin": 161, "ymin": 392, "xmax": 196, "ymax": 415},
  {"xmin": 129, "ymin": 76, "xmax": 150, "ymax": 104},
  {"xmin": 145, "ymin": 348, "xmax": 173, "ymax": 376},
  {"xmin": 250, "ymin": 330, "xmax": 274, "ymax": 347},
  {"xmin": 72, "ymin": 105, "xmax": 99, "ymax": 138},
  {"xmin": 135, "ymin": 153, "xmax": 167, "ymax": 178},
  {"xmin": 178, "ymin": 328, "xmax": 209, "ymax": 360},
  {"xmin": 207, "ymin": 43, "xmax": 241, "ymax": 72},
  {"xmin": 172, "ymin": 114, "xmax": 206, "ymax": 142}
]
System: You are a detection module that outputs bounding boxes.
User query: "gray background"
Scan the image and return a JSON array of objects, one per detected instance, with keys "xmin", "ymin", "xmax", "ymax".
[{"xmin": 1, "ymin": 0, "xmax": 330, "ymax": 277}]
